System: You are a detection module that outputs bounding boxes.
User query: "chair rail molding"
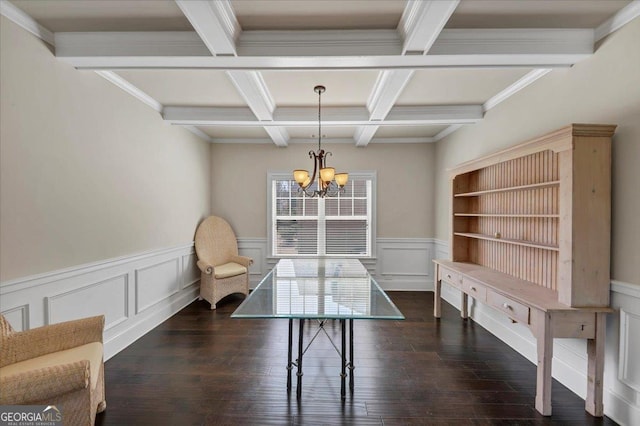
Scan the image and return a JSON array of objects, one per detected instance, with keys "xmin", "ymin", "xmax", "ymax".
[
  {"xmin": 434, "ymin": 238, "xmax": 640, "ymax": 426},
  {"xmin": 0, "ymin": 243, "xmax": 200, "ymax": 361}
]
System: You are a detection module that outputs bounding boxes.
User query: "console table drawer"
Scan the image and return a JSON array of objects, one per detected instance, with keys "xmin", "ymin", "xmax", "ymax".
[
  {"xmin": 487, "ymin": 290, "xmax": 530, "ymax": 324},
  {"xmin": 438, "ymin": 266, "xmax": 462, "ymax": 289},
  {"xmin": 463, "ymin": 277, "xmax": 487, "ymax": 302}
]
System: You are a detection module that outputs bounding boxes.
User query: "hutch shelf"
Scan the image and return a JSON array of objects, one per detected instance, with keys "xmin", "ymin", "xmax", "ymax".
[{"xmin": 433, "ymin": 123, "xmax": 616, "ymax": 417}]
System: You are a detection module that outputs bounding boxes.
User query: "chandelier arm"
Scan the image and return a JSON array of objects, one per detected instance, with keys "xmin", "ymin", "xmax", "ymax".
[{"xmin": 306, "ymin": 150, "xmax": 318, "ymax": 190}]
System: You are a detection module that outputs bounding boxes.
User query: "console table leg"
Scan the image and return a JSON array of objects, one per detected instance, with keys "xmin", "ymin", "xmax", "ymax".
[
  {"xmin": 434, "ymin": 273, "xmax": 442, "ymax": 318},
  {"xmin": 586, "ymin": 312, "xmax": 606, "ymax": 417},
  {"xmin": 535, "ymin": 311, "xmax": 553, "ymax": 416},
  {"xmin": 461, "ymin": 293, "xmax": 469, "ymax": 319}
]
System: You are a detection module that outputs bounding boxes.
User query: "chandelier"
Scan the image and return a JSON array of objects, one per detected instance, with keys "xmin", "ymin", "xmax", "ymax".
[{"xmin": 293, "ymin": 85, "xmax": 348, "ymax": 197}]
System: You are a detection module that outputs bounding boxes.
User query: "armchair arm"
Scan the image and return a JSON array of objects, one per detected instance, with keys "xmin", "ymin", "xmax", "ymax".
[
  {"xmin": 197, "ymin": 260, "xmax": 214, "ymax": 275},
  {"xmin": 0, "ymin": 316, "xmax": 104, "ymax": 366},
  {"xmin": 0, "ymin": 360, "xmax": 90, "ymax": 405},
  {"xmin": 230, "ymin": 255, "xmax": 253, "ymax": 268}
]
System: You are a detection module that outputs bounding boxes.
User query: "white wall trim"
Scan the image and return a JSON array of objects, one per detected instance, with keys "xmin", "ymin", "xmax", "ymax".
[
  {"xmin": 94, "ymin": 70, "xmax": 163, "ymax": 113},
  {"xmin": 483, "ymin": 69, "xmax": 552, "ymax": 112},
  {"xmin": 0, "ymin": 0, "xmax": 55, "ymax": 45},
  {"xmin": 595, "ymin": 0, "xmax": 640, "ymax": 42},
  {"xmin": 239, "ymin": 237, "xmax": 437, "ymax": 292},
  {"xmin": 0, "ymin": 243, "xmax": 200, "ymax": 361}
]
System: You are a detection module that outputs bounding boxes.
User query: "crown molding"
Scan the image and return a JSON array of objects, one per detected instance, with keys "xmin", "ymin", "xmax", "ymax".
[
  {"xmin": 483, "ymin": 69, "xmax": 552, "ymax": 112},
  {"xmin": 0, "ymin": 0, "xmax": 54, "ymax": 45},
  {"xmin": 595, "ymin": 0, "xmax": 640, "ymax": 42},
  {"xmin": 182, "ymin": 126, "xmax": 212, "ymax": 142},
  {"xmin": 95, "ymin": 71, "xmax": 163, "ymax": 112}
]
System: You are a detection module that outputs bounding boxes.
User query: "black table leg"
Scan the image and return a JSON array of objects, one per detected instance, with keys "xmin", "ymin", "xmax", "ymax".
[
  {"xmin": 340, "ymin": 319, "xmax": 346, "ymax": 400},
  {"xmin": 287, "ymin": 319, "xmax": 293, "ymax": 394},
  {"xmin": 349, "ymin": 319, "xmax": 354, "ymax": 393},
  {"xmin": 296, "ymin": 318, "xmax": 304, "ymax": 400}
]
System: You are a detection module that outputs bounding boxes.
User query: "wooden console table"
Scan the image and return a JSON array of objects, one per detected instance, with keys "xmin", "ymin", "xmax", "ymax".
[{"xmin": 433, "ymin": 259, "xmax": 610, "ymax": 416}]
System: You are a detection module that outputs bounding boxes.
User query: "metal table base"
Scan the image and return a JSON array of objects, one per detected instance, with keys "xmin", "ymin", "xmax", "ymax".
[{"xmin": 286, "ymin": 318, "xmax": 355, "ymax": 400}]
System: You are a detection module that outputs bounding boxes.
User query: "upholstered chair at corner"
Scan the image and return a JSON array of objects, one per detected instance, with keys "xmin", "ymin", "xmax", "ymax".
[
  {"xmin": 195, "ymin": 216, "xmax": 253, "ymax": 310},
  {"xmin": 0, "ymin": 314, "xmax": 106, "ymax": 425}
]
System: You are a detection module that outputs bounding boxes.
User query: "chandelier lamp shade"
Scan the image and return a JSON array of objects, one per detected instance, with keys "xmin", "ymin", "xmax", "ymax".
[{"xmin": 293, "ymin": 85, "xmax": 348, "ymax": 197}]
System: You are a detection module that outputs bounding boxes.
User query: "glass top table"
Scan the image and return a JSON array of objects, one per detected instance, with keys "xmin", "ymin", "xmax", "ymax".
[
  {"xmin": 232, "ymin": 258, "xmax": 404, "ymax": 399},
  {"xmin": 232, "ymin": 258, "xmax": 404, "ymax": 320}
]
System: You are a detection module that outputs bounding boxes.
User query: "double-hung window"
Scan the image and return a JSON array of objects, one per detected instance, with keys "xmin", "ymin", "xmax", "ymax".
[{"xmin": 268, "ymin": 172, "xmax": 375, "ymax": 257}]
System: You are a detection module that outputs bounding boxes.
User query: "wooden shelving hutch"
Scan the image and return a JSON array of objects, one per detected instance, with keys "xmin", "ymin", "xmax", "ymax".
[{"xmin": 433, "ymin": 124, "xmax": 616, "ymax": 417}]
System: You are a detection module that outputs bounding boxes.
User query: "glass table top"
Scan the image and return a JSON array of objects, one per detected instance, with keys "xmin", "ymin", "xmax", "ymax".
[{"xmin": 231, "ymin": 258, "xmax": 405, "ymax": 320}]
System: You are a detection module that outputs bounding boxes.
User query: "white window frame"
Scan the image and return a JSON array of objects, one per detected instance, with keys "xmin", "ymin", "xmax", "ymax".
[{"xmin": 267, "ymin": 171, "xmax": 377, "ymax": 258}]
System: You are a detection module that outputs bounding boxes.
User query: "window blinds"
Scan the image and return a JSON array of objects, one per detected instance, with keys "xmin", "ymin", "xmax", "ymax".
[{"xmin": 272, "ymin": 178, "xmax": 371, "ymax": 256}]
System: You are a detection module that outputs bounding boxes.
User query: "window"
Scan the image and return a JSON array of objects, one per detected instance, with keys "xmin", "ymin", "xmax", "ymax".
[{"xmin": 268, "ymin": 172, "xmax": 375, "ymax": 257}]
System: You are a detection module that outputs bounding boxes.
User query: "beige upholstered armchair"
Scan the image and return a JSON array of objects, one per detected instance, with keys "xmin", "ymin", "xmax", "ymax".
[
  {"xmin": 195, "ymin": 216, "xmax": 253, "ymax": 310},
  {"xmin": 0, "ymin": 314, "xmax": 106, "ymax": 425}
]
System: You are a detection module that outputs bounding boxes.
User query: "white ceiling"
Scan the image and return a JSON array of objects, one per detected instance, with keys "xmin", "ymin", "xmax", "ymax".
[{"xmin": 3, "ymin": 0, "xmax": 637, "ymax": 145}]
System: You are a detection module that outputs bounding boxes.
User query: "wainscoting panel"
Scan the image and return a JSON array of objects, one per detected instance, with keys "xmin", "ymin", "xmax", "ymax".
[
  {"xmin": 619, "ymin": 309, "xmax": 640, "ymax": 392},
  {"xmin": 376, "ymin": 238, "xmax": 433, "ymax": 291},
  {"xmin": 435, "ymin": 239, "xmax": 640, "ymax": 425},
  {"xmin": 46, "ymin": 273, "xmax": 129, "ymax": 330},
  {"xmin": 181, "ymin": 253, "xmax": 200, "ymax": 289},
  {"xmin": 135, "ymin": 259, "xmax": 180, "ymax": 314},
  {"xmin": 0, "ymin": 244, "xmax": 200, "ymax": 361},
  {"xmin": 238, "ymin": 238, "xmax": 267, "ymax": 286},
  {"xmin": 1, "ymin": 304, "xmax": 29, "ymax": 332}
]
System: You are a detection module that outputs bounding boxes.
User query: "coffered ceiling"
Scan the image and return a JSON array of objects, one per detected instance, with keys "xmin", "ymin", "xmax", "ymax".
[{"xmin": 2, "ymin": 0, "xmax": 638, "ymax": 146}]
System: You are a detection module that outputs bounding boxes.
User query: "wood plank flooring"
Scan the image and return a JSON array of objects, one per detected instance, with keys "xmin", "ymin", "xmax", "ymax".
[{"xmin": 96, "ymin": 292, "xmax": 617, "ymax": 425}]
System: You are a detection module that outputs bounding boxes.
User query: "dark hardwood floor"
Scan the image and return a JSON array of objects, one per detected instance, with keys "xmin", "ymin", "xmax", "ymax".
[{"xmin": 96, "ymin": 292, "xmax": 617, "ymax": 425}]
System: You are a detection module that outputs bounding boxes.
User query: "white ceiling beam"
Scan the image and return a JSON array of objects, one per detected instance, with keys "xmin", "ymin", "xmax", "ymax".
[
  {"xmin": 399, "ymin": 0, "xmax": 460, "ymax": 55},
  {"xmin": 355, "ymin": 1, "xmax": 459, "ymax": 146},
  {"xmin": 210, "ymin": 136, "xmax": 437, "ymax": 144},
  {"xmin": 163, "ymin": 105, "xmax": 483, "ymax": 127},
  {"xmin": 225, "ymin": 70, "xmax": 289, "ymax": 146},
  {"xmin": 237, "ymin": 30, "xmax": 401, "ymax": 56},
  {"xmin": 355, "ymin": 69, "xmax": 414, "ymax": 146},
  {"xmin": 174, "ymin": 0, "xmax": 239, "ymax": 56},
  {"xmin": 54, "ymin": 28, "xmax": 594, "ymax": 70}
]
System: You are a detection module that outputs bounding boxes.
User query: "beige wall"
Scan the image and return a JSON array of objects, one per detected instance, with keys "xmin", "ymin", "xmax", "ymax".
[
  {"xmin": 0, "ymin": 17, "xmax": 212, "ymax": 281},
  {"xmin": 434, "ymin": 18, "xmax": 640, "ymax": 284},
  {"xmin": 211, "ymin": 142, "xmax": 435, "ymax": 239}
]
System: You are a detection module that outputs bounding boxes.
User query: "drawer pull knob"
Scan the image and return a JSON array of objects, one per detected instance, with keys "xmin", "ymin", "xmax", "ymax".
[
  {"xmin": 446, "ymin": 274, "xmax": 451, "ymax": 279},
  {"xmin": 471, "ymin": 287, "xmax": 476, "ymax": 291},
  {"xmin": 502, "ymin": 302, "xmax": 512, "ymax": 310}
]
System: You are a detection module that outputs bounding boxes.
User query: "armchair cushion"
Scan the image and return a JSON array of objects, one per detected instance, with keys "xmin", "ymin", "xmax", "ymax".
[
  {"xmin": 214, "ymin": 262, "xmax": 248, "ymax": 279},
  {"xmin": 0, "ymin": 342, "xmax": 103, "ymax": 392}
]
